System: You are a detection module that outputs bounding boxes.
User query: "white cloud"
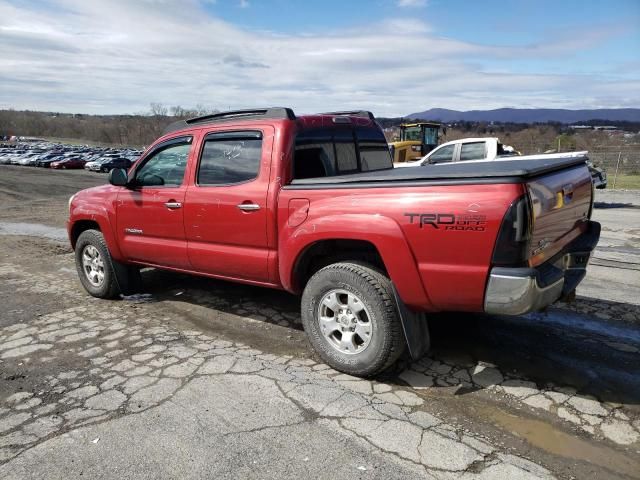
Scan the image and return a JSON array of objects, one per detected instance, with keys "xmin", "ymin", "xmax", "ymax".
[
  {"xmin": 397, "ymin": 0, "xmax": 427, "ymax": 7},
  {"xmin": 0, "ymin": 0, "xmax": 637, "ymax": 117},
  {"xmin": 239, "ymin": 0, "xmax": 249, "ymax": 8}
]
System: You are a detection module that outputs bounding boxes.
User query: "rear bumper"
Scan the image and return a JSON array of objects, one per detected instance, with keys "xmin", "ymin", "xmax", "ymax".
[{"xmin": 484, "ymin": 221, "xmax": 600, "ymax": 315}]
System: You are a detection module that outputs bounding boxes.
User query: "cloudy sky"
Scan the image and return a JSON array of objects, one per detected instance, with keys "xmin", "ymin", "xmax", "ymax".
[{"xmin": 1, "ymin": 0, "xmax": 639, "ymax": 116}]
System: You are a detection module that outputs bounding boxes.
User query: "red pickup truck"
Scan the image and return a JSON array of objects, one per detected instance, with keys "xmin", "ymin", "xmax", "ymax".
[{"xmin": 68, "ymin": 108, "xmax": 600, "ymax": 377}]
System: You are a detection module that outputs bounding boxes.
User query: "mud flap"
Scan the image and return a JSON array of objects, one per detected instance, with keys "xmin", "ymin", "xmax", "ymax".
[
  {"xmin": 392, "ymin": 285, "xmax": 430, "ymax": 360},
  {"xmin": 111, "ymin": 258, "xmax": 142, "ymax": 296}
]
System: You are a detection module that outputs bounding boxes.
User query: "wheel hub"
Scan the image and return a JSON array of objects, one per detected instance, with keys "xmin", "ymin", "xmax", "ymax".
[
  {"xmin": 317, "ymin": 290, "xmax": 372, "ymax": 355},
  {"xmin": 81, "ymin": 245, "xmax": 105, "ymax": 287}
]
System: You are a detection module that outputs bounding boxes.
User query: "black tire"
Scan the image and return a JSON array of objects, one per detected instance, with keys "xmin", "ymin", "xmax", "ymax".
[
  {"xmin": 301, "ymin": 262, "xmax": 406, "ymax": 377},
  {"xmin": 75, "ymin": 229, "xmax": 121, "ymax": 299}
]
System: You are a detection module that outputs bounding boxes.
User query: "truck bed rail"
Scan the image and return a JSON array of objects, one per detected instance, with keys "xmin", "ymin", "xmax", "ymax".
[{"xmin": 290, "ymin": 155, "xmax": 589, "ymax": 186}]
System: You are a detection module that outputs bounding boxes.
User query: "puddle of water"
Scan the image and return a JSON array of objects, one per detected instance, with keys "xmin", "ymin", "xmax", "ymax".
[
  {"xmin": 483, "ymin": 406, "xmax": 640, "ymax": 479},
  {"xmin": 0, "ymin": 222, "xmax": 68, "ymax": 243}
]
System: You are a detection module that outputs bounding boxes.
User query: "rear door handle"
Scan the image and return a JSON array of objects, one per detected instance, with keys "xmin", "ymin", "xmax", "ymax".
[
  {"xmin": 165, "ymin": 201, "xmax": 182, "ymax": 209},
  {"xmin": 237, "ymin": 203, "xmax": 260, "ymax": 211}
]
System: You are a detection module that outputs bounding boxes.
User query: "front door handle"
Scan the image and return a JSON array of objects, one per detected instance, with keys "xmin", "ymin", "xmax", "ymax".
[
  {"xmin": 165, "ymin": 201, "xmax": 182, "ymax": 209},
  {"xmin": 237, "ymin": 203, "xmax": 260, "ymax": 212}
]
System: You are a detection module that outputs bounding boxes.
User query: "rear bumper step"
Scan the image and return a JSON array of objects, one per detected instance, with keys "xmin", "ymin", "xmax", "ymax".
[{"xmin": 484, "ymin": 221, "xmax": 600, "ymax": 315}]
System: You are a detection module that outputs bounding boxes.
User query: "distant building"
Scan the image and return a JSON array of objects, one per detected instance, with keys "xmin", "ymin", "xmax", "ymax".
[{"xmin": 570, "ymin": 125, "xmax": 623, "ymax": 134}]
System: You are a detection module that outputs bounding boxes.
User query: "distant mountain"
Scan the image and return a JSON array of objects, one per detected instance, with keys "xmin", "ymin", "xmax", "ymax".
[{"xmin": 406, "ymin": 108, "xmax": 640, "ymax": 123}]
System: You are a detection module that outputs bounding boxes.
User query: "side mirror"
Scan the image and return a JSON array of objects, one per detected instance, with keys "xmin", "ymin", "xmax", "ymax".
[{"xmin": 109, "ymin": 168, "xmax": 128, "ymax": 187}]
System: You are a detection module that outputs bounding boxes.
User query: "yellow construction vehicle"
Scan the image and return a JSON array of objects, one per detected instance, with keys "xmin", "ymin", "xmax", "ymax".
[{"xmin": 389, "ymin": 122, "xmax": 443, "ymax": 163}]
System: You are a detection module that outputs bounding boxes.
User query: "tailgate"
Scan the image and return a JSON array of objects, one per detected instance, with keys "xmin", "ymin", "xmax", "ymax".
[{"xmin": 527, "ymin": 164, "xmax": 593, "ymax": 266}]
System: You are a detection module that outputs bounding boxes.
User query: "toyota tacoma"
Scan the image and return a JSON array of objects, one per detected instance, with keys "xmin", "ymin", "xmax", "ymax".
[{"xmin": 68, "ymin": 108, "xmax": 600, "ymax": 377}]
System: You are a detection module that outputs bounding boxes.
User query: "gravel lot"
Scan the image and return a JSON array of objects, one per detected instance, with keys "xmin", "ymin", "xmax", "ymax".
[{"xmin": 1, "ymin": 166, "xmax": 639, "ymax": 479}]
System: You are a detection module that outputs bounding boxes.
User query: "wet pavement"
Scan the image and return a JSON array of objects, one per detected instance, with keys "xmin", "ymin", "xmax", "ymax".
[{"xmin": 1, "ymin": 166, "xmax": 639, "ymax": 479}]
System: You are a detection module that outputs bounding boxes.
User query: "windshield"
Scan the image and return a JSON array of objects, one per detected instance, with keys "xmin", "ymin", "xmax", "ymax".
[{"xmin": 402, "ymin": 126, "xmax": 422, "ymax": 142}]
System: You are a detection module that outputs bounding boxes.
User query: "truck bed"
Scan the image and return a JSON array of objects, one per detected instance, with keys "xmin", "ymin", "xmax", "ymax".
[{"xmin": 289, "ymin": 155, "xmax": 588, "ymax": 187}]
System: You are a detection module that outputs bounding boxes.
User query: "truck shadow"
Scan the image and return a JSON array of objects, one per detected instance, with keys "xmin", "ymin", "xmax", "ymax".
[
  {"xmin": 137, "ymin": 267, "xmax": 303, "ymax": 329},
  {"xmin": 137, "ymin": 268, "xmax": 640, "ymax": 408},
  {"xmin": 424, "ymin": 307, "xmax": 640, "ymax": 407},
  {"xmin": 593, "ymin": 201, "xmax": 640, "ymax": 210}
]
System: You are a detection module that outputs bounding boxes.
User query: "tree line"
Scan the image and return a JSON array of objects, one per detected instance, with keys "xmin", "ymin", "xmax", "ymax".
[
  {"xmin": 2, "ymin": 106, "xmax": 636, "ymax": 155},
  {"xmin": 0, "ymin": 104, "xmax": 219, "ymax": 147}
]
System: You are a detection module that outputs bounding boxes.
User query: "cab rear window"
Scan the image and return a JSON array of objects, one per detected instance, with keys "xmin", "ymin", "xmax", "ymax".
[{"xmin": 293, "ymin": 126, "xmax": 392, "ymax": 179}]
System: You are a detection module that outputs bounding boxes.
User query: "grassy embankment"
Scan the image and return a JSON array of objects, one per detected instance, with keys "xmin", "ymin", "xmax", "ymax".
[{"xmin": 611, "ymin": 174, "xmax": 640, "ymax": 190}]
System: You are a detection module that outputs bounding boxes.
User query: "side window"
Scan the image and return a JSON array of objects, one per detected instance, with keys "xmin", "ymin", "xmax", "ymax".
[
  {"xmin": 460, "ymin": 142, "xmax": 487, "ymax": 161},
  {"xmin": 197, "ymin": 131, "xmax": 262, "ymax": 185},
  {"xmin": 293, "ymin": 126, "xmax": 391, "ymax": 180},
  {"xmin": 294, "ymin": 129, "xmax": 337, "ymax": 179},
  {"xmin": 423, "ymin": 127, "xmax": 438, "ymax": 146},
  {"xmin": 428, "ymin": 145, "xmax": 455, "ymax": 164},
  {"xmin": 134, "ymin": 140, "xmax": 191, "ymax": 187},
  {"xmin": 356, "ymin": 127, "xmax": 392, "ymax": 171}
]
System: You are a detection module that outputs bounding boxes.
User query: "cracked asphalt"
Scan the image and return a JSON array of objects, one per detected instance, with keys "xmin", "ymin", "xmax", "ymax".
[{"xmin": 1, "ymin": 166, "xmax": 639, "ymax": 479}]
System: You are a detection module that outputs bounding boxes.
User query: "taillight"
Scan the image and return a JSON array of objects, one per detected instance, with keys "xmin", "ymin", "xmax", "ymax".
[{"xmin": 491, "ymin": 195, "xmax": 533, "ymax": 267}]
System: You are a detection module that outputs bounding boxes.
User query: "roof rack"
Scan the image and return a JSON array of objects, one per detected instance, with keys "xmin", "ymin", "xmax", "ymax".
[
  {"xmin": 162, "ymin": 107, "xmax": 296, "ymax": 135},
  {"xmin": 318, "ymin": 110, "xmax": 376, "ymax": 120}
]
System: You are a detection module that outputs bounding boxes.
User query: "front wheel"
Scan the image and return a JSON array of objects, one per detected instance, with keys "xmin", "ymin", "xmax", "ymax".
[
  {"xmin": 301, "ymin": 262, "xmax": 406, "ymax": 377},
  {"xmin": 75, "ymin": 229, "xmax": 121, "ymax": 299}
]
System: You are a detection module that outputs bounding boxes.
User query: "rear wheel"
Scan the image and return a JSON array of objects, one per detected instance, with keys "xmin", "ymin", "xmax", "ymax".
[{"xmin": 301, "ymin": 262, "xmax": 406, "ymax": 377}]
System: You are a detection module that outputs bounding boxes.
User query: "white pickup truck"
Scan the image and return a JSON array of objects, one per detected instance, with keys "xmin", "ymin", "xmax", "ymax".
[
  {"xmin": 395, "ymin": 137, "xmax": 607, "ymax": 188},
  {"xmin": 394, "ymin": 137, "xmax": 517, "ymax": 167}
]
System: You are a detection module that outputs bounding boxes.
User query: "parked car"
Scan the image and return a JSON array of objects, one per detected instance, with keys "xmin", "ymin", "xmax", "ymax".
[
  {"xmin": 85, "ymin": 158, "xmax": 108, "ymax": 171},
  {"xmin": 8, "ymin": 150, "xmax": 27, "ymax": 164},
  {"xmin": 0, "ymin": 152, "xmax": 17, "ymax": 164},
  {"xmin": 50, "ymin": 157, "xmax": 86, "ymax": 169},
  {"xmin": 18, "ymin": 152, "xmax": 45, "ymax": 166},
  {"xmin": 68, "ymin": 108, "xmax": 600, "ymax": 377},
  {"xmin": 36, "ymin": 156, "xmax": 63, "ymax": 168},
  {"xmin": 99, "ymin": 157, "xmax": 133, "ymax": 172}
]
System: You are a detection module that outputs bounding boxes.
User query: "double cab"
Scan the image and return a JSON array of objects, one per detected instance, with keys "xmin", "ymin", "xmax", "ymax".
[{"xmin": 68, "ymin": 108, "xmax": 600, "ymax": 377}]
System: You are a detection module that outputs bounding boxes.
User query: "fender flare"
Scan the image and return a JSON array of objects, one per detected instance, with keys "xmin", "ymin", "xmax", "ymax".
[
  {"xmin": 68, "ymin": 206, "xmax": 124, "ymax": 262},
  {"xmin": 280, "ymin": 213, "xmax": 433, "ymax": 311}
]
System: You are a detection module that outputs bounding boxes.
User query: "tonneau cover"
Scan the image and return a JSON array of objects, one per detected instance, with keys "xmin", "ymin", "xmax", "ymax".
[{"xmin": 290, "ymin": 154, "xmax": 588, "ymax": 186}]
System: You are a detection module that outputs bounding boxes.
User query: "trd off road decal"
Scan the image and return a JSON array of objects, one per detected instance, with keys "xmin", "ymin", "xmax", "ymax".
[{"xmin": 404, "ymin": 213, "xmax": 487, "ymax": 231}]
